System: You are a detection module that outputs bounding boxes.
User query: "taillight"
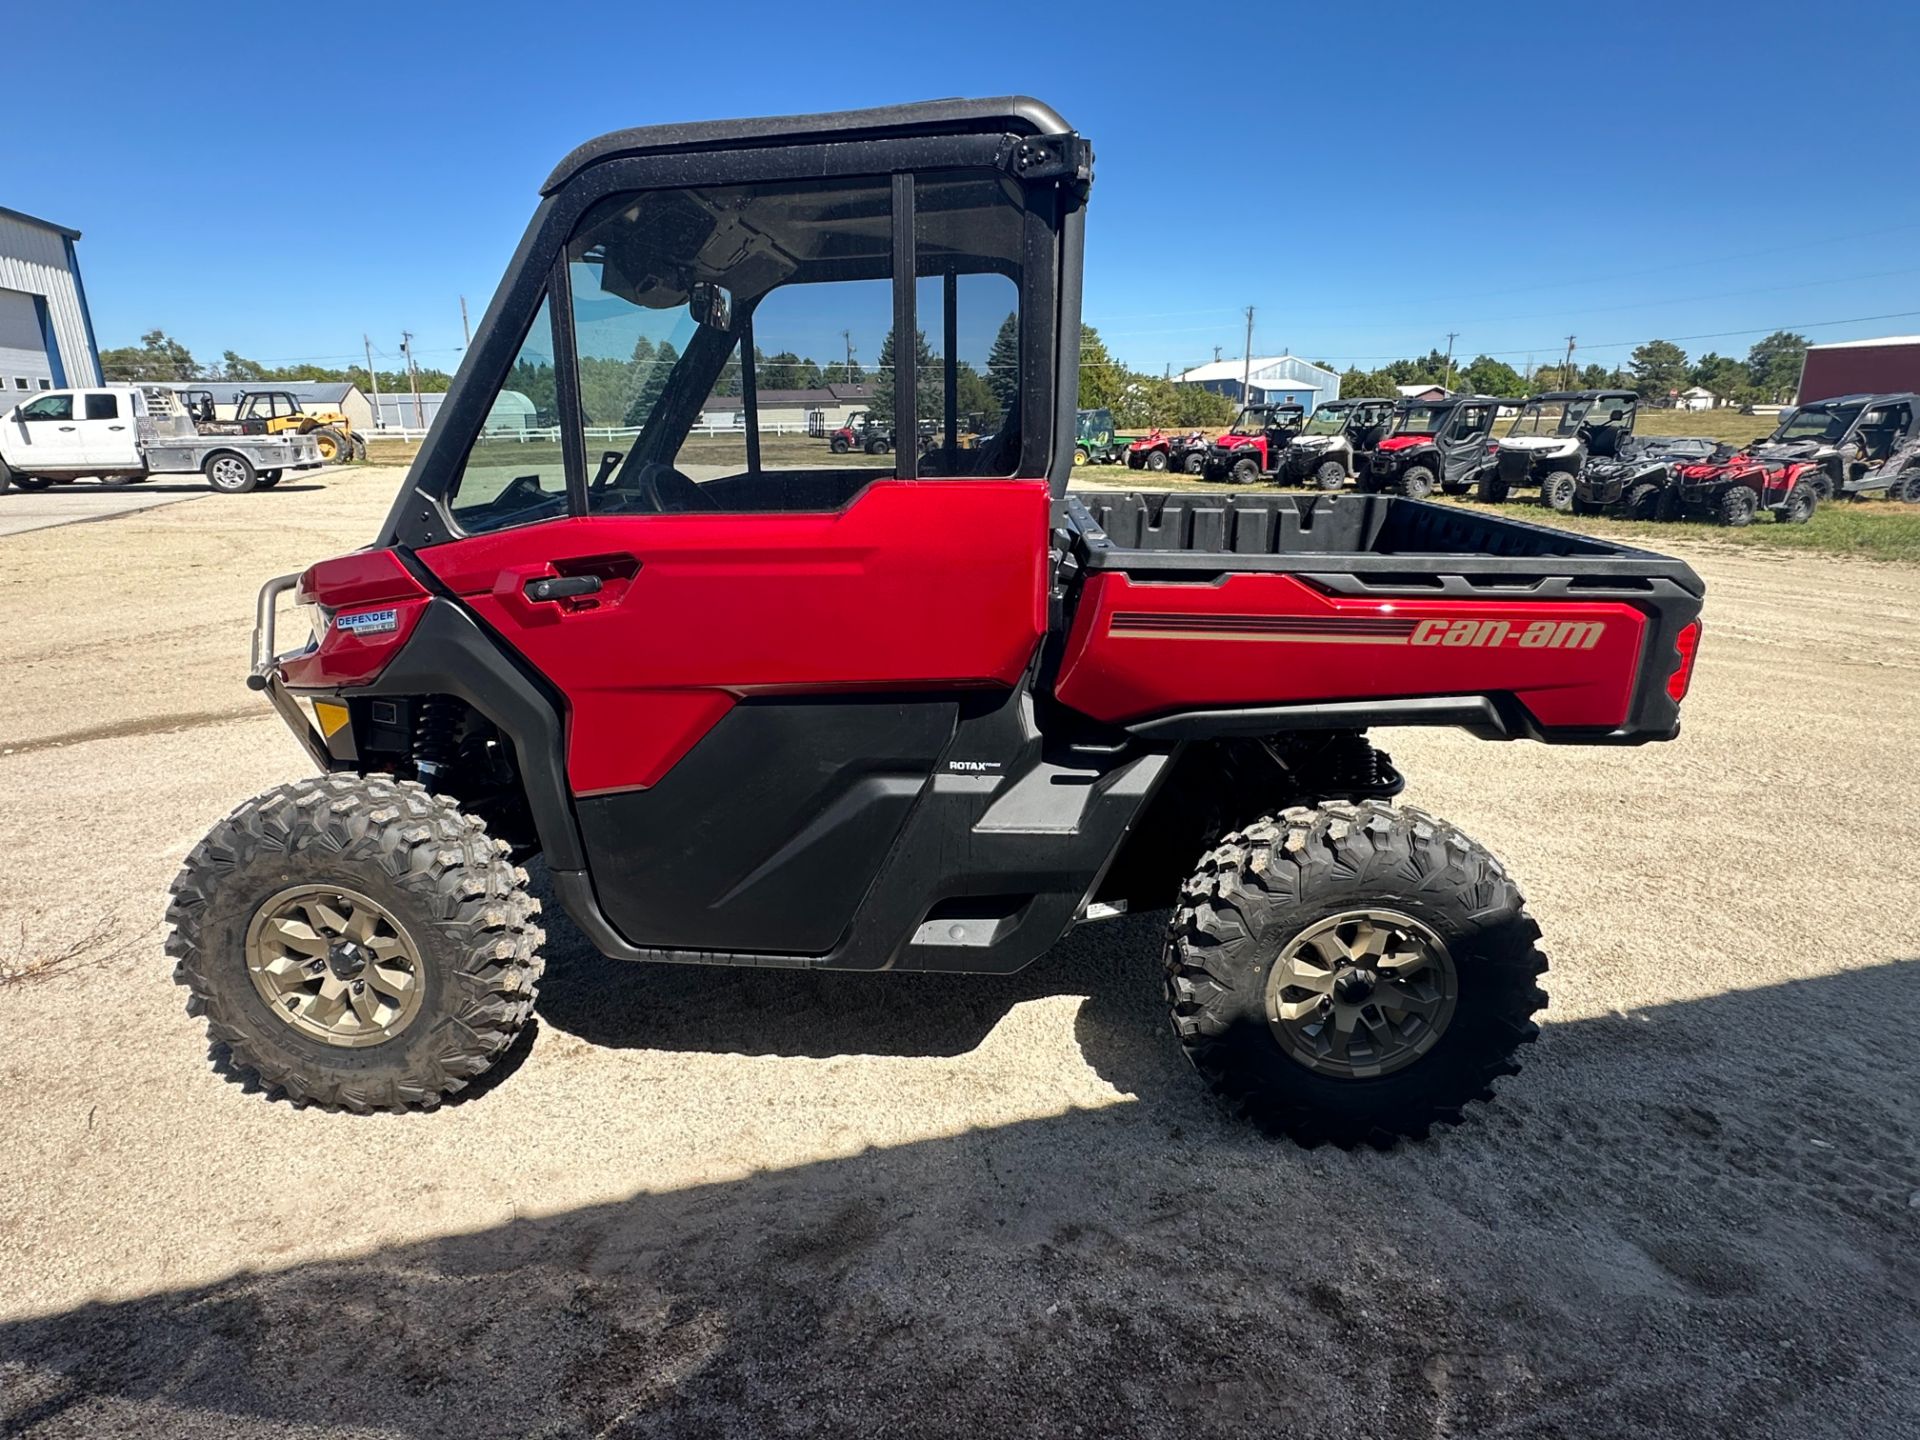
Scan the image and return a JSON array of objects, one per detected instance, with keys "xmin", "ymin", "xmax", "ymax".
[
  {"xmin": 1666, "ymin": 620, "xmax": 1701, "ymax": 702},
  {"xmin": 280, "ymin": 549, "xmax": 430, "ymax": 689}
]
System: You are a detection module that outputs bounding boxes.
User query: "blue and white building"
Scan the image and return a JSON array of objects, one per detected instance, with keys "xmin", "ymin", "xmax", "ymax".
[
  {"xmin": 0, "ymin": 206, "xmax": 100, "ymax": 396},
  {"xmin": 1176, "ymin": 354, "xmax": 1339, "ymax": 411}
]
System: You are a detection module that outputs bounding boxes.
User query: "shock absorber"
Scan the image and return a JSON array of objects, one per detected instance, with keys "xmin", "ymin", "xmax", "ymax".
[{"xmin": 412, "ymin": 697, "xmax": 460, "ymax": 788}]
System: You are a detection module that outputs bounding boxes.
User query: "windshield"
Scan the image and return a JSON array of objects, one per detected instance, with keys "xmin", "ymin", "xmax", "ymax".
[
  {"xmin": 1392, "ymin": 404, "xmax": 1443, "ymax": 435},
  {"xmin": 1505, "ymin": 398, "xmax": 1591, "ymax": 439},
  {"xmin": 1229, "ymin": 408, "xmax": 1270, "ymax": 436},
  {"xmin": 1302, "ymin": 407, "xmax": 1349, "ymax": 436},
  {"xmin": 1077, "ymin": 409, "xmax": 1113, "ymax": 443},
  {"xmin": 1773, "ymin": 403, "xmax": 1862, "ymax": 444}
]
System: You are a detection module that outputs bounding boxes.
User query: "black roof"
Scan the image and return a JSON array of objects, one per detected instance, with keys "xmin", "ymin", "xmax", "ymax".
[
  {"xmin": 1394, "ymin": 393, "xmax": 1509, "ymax": 408},
  {"xmin": 543, "ymin": 97, "xmax": 1073, "ymax": 194},
  {"xmin": 1319, "ymin": 396, "xmax": 1394, "ymax": 407},
  {"xmin": 1525, "ymin": 389, "xmax": 1638, "ymax": 403},
  {"xmin": 1795, "ymin": 391, "xmax": 1920, "ymax": 408}
]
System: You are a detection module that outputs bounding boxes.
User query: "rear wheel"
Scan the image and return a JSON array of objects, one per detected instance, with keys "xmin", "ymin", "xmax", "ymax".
[
  {"xmin": 1165, "ymin": 803, "xmax": 1547, "ymax": 1147},
  {"xmin": 1128, "ymin": 451, "xmax": 1146, "ymax": 470},
  {"xmin": 311, "ymin": 427, "xmax": 348, "ymax": 464},
  {"xmin": 1183, "ymin": 451, "xmax": 1206, "ymax": 475},
  {"xmin": 1716, "ymin": 485, "xmax": 1758, "ymax": 527},
  {"xmin": 1313, "ymin": 459, "xmax": 1347, "ymax": 491},
  {"xmin": 1539, "ymin": 470, "xmax": 1577, "ymax": 512},
  {"xmin": 256, "ymin": 470, "xmax": 283, "ymax": 487},
  {"xmin": 1778, "ymin": 482, "xmax": 1816, "ymax": 525},
  {"xmin": 1397, "ymin": 464, "xmax": 1436, "ymax": 500},
  {"xmin": 1806, "ymin": 472, "xmax": 1835, "ymax": 502},
  {"xmin": 1146, "ymin": 449, "xmax": 1169, "ymax": 472},
  {"xmin": 166, "ymin": 776, "xmax": 544, "ymax": 1112},
  {"xmin": 1231, "ymin": 457, "xmax": 1261, "ymax": 485},
  {"xmin": 204, "ymin": 452, "xmax": 258, "ymax": 494},
  {"xmin": 9, "ymin": 472, "xmax": 52, "ymax": 491},
  {"xmin": 865, "ymin": 437, "xmax": 891, "ymax": 455},
  {"xmin": 1893, "ymin": 471, "xmax": 1920, "ymax": 503},
  {"xmin": 1476, "ymin": 472, "xmax": 1510, "ymax": 504}
]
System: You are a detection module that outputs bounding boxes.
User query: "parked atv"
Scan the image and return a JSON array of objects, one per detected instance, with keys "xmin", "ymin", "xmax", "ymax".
[
  {"xmin": 1200, "ymin": 403, "xmax": 1306, "ymax": 482},
  {"xmin": 1280, "ymin": 397, "xmax": 1395, "ymax": 490},
  {"xmin": 167, "ymin": 97, "xmax": 1706, "ymax": 1149},
  {"xmin": 1362, "ymin": 394, "xmax": 1502, "ymax": 499},
  {"xmin": 1671, "ymin": 452, "xmax": 1819, "ymax": 526},
  {"xmin": 1573, "ymin": 436, "xmax": 1725, "ymax": 518},
  {"xmin": 1126, "ymin": 427, "xmax": 1208, "ymax": 474},
  {"xmin": 827, "ymin": 410, "xmax": 893, "ymax": 454},
  {"xmin": 1740, "ymin": 392, "xmax": 1920, "ymax": 502},
  {"xmin": 1487, "ymin": 390, "xmax": 1637, "ymax": 509}
]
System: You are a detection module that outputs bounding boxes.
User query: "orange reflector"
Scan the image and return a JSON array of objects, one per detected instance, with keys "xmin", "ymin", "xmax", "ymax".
[{"xmin": 312, "ymin": 701, "xmax": 351, "ymax": 739}]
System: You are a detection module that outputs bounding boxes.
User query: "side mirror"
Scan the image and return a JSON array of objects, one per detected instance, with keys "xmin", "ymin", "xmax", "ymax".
[
  {"xmin": 1609, "ymin": 409, "xmax": 1625, "ymax": 423},
  {"xmin": 689, "ymin": 282, "xmax": 734, "ymax": 332}
]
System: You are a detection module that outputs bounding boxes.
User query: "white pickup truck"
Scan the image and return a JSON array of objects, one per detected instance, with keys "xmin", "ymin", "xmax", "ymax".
[{"xmin": 0, "ymin": 385, "xmax": 325, "ymax": 495}]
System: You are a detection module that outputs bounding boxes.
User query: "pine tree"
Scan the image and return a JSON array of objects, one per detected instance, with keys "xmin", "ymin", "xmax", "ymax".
[{"xmin": 986, "ymin": 312, "xmax": 1019, "ymax": 426}]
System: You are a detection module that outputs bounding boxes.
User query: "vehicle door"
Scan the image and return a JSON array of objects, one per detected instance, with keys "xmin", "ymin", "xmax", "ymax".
[
  {"xmin": 1442, "ymin": 402, "xmax": 1496, "ymax": 486},
  {"xmin": 76, "ymin": 390, "xmax": 139, "ymax": 468},
  {"xmin": 407, "ymin": 165, "xmax": 1054, "ymax": 955},
  {"xmin": 6, "ymin": 391, "xmax": 86, "ymax": 470}
]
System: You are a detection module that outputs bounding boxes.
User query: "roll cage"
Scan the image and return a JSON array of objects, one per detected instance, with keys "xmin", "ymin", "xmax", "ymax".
[{"xmin": 378, "ymin": 100, "xmax": 1093, "ymax": 551}]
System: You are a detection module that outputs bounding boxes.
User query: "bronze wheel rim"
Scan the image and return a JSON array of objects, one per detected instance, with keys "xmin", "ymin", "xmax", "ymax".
[
  {"xmin": 244, "ymin": 884, "xmax": 425, "ymax": 1048},
  {"xmin": 1264, "ymin": 909, "xmax": 1458, "ymax": 1079}
]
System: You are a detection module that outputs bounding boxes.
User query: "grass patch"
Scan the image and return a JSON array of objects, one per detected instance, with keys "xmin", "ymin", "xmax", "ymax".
[
  {"xmin": 1630, "ymin": 408, "xmax": 1775, "ymax": 446},
  {"xmin": 1511, "ymin": 495, "xmax": 1920, "ymax": 563}
]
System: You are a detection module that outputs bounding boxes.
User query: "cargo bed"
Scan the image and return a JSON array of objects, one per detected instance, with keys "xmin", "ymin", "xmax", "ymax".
[{"xmin": 1055, "ymin": 492, "xmax": 1705, "ymax": 746}]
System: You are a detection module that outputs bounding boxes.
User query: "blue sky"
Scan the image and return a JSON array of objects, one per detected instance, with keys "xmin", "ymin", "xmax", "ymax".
[{"xmin": 6, "ymin": 0, "xmax": 1918, "ymax": 381}]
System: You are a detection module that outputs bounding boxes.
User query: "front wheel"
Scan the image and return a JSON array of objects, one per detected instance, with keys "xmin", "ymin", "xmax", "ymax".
[
  {"xmin": 1183, "ymin": 452, "xmax": 1206, "ymax": 475},
  {"xmin": 311, "ymin": 427, "xmax": 348, "ymax": 464},
  {"xmin": 1313, "ymin": 459, "xmax": 1347, "ymax": 491},
  {"xmin": 166, "ymin": 776, "xmax": 544, "ymax": 1112},
  {"xmin": 1892, "ymin": 472, "xmax": 1920, "ymax": 504},
  {"xmin": 204, "ymin": 452, "xmax": 258, "ymax": 493},
  {"xmin": 1146, "ymin": 449, "xmax": 1169, "ymax": 472},
  {"xmin": 1624, "ymin": 480, "xmax": 1666, "ymax": 520},
  {"xmin": 1397, "ymin": 463, "xmax": 1436, "ymax": 500},
  {"xmin": 1539, "ymin": 470, "xmax": 1577, "ymax": 512},
  {"xmin": 1127, "ymin": 451, "xmax": 1146, "ymax": 470},
  {"xmin": 829, "ymin": 436, "xmax": 850, "ymax": 454},
  {"xmin": 1231, "ymin": 457, "xmax": 1261, "ymax": 485},
  {"xmin": 1165, "ymin": 803, "xmax": 1547, "ymax": 1147},
  {"xmin": 1716, "ymin": 485, "xmax": 1758, "ymax": 527},
  {"xmin": 1476, "ymin": 472, "xmax": 1510, "ymax": 504},
  {"xmin": 1778, "ymin": 482, "xmax": 1816, "ymax": 525},
  {"xmin": 9, "ymin": 472, "xmax": 53, "ymax": 491},
  {"xmin": 1074, "ymin": 446, "xmax": 1091, "ymax": 466},
  {"xmin": 256, "ymin": 470, "xmax": 283, "ymax": 488}
]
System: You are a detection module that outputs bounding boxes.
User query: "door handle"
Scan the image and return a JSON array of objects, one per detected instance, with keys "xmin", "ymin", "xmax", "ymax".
[
  {"xmin": 524, "ymin": 574, "xmax": 602, "ymax": 602},
  {"xmin": 58, "ymin": 425, "xmax": 76, "ymax": 431},
  {"xmin": 108, "ymin": 424, "xmax": 126, "ymax": 431}
]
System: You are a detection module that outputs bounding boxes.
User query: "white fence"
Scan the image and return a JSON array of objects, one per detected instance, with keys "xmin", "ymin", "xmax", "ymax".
[{"xmin": 366, "ymin": 419, "xmax": 818, "ymax": 445}]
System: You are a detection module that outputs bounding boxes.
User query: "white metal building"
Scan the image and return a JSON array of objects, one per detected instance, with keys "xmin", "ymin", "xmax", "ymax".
[
  {"xmin": 0, "ymin": 206, "xmax": 101, "ymax": 395},
  {"xmin": 1175, "ymin": 355, "xmax": 1339, "ymax": 411}
]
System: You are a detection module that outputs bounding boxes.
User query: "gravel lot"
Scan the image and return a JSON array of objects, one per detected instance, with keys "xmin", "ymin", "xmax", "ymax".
[{"xmin": 2, "ymin": 467, "xmax": 1918, "ymax": 1438}]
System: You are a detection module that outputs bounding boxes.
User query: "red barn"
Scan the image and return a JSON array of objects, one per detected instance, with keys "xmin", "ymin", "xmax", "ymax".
[{"xmin": 1797, "ymin": 335, "xmax": 1920, "ymax": 403}]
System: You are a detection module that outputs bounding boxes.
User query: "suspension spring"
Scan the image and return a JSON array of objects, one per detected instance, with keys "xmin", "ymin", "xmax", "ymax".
[{"xmin": 412, "ymin": 697, "xmax": 460, "ymax": 787}]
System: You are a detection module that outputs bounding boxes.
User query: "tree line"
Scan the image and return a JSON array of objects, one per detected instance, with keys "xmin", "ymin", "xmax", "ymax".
[
  {"xmin": 98, "ymin": 330, "xmax": 455, "ymax": 397},
  {"xmin": 1332, "ymin": 331, "xmax": 1810, "ymax": 407}
]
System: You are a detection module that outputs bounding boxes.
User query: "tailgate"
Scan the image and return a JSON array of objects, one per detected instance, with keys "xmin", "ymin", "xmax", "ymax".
[{"xmin": 1055, "ymin": 492, "xmax": 1703, "ymax": 745}]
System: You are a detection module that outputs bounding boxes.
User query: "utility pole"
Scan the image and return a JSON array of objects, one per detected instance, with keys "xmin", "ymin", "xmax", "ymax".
[
  {"xmin": 1213, "ymin": 345, "xmax": 1222, "ymax": 364},
  {"xmin": 1240, "ymin": 306, "xmax": 1256, "ymax": 402},
  {"xmin": 400, "ymin": 331, "xmax": 423, "ymax": 427},
  {"xmin": 841, "ymin": 328, "xmax": 855, "ymax": 377},
  {"xmin": 364, "ymin": 335, "xmax": 383, "ymax": 431},
  {"xmin": 459, "ymin": 296, "xmax": 471, "ymax": 349},
  {"xmin": 1563, "ymin": 334, "xmax": 1577, "ymax": 386},
  {"xmin": 1442, "ymin": 331, "xmax": 1459, "ymax": 391}
]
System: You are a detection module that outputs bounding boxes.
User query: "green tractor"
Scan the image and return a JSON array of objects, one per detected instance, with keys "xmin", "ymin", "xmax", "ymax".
[{"xmin": 1074, "ymin": 407, "xmax": 1134, "ymax": 466}]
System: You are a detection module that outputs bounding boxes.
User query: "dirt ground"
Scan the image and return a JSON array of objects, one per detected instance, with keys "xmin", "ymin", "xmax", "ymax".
[{"xmin": 2, "ymin": 467, "xmax": 1918, "ymax": 1439}]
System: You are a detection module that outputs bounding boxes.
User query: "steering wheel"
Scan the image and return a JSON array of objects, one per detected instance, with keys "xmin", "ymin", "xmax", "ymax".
[{"xmin": 591, "ymin": 461, "xmax": 717, "ymax": 515}]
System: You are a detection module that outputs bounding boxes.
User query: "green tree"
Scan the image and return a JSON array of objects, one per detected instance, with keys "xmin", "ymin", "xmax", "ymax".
[
  {"xmin": 1076, "ymin": 324, "xmax": 1125, "ymax": 412},
  {"xmin": 870, "ymin": 327, "xmax": 938, "ymax": 426},
  {"xmin": 1629, "ymin": 339, "xmax": 1690, "ymax": 400},
  {"xmin": 986, "ymin": 311, "xmax": 1019, "ymax": 422},
  {"xmin": 219, "ymin": 351, "xmax": 267, "ymax": 381},
  {"xmin": 1461, "ymin": 355, "xmax": 1525, "ymax": 397},
  {"xmin": 1745, "ymin": 330, "xmax": 1809, "ymax": 403},
  {"xmin": 99, "ymin": 329, "xmax": 201, "ymax": 382}
]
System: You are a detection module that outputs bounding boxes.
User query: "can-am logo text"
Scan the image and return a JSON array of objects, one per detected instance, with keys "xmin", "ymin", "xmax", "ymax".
[{"xmin": 1411, "ymin": 618, "xmax": 1604, "ymax": 650}]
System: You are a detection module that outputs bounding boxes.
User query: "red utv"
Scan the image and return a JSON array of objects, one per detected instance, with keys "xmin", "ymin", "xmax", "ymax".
[
  {"xmin": 1361, "ymin": 395, "xmax": 1502, "ymax": 499},
  {"xmin": 1200, "ymin": 403, "xmax": 1307, "ymax": 482},
  {"xmin": 168, "ymin": 99, "xmax": 1705, "ymax": 1148},
  {"xmin": 827, "ymin": 409, "xmax": 893, "ymax": 454}
]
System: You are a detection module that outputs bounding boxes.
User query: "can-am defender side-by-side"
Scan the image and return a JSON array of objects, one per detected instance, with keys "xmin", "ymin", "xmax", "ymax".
[
  {"xmin": 1280, "ymin": 397, "xmax": 1395, "ymax": 490},
  {"xmin": 1361, "ymin": 394, "xmax": 1502, "ymax": 499},
  {"xmin": 1200, "ymin": 402, "xmax": 1307, "ymax": 482},
  {"xmin": 168, "ymin": 99, "xmax": 1706, "ymax": 1147},
  {"xmin": 1572, "ymin": 436, "xmax": 1726, "ymax": 518},
  {"xmin": 1486, "ymin": 390, "xmax": 1638, "ymax": 509}
]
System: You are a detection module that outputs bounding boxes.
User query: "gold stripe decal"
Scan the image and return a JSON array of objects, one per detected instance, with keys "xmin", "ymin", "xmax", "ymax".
[{"xmin": 1109, "ymin": 613, "xmax": 1607, "ymax": 651}]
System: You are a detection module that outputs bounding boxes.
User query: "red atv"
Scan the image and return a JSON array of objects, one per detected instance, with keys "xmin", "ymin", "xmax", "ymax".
[
  {"xmin": 1670, "ymin": 453, "xmax": 1818, "ymax": 526},
  {"xmin": 1127, "ymin": 427, "xmax": 1208, "ymax": 474},
  {"xmin": 168, "ymin": 99, "xmax": 1705, "ymax": 1147},
  {"xmin": 1200, "ymin": 403, "xmax": 1307, "ymax": 482},
  {"xmin": 827, "ymin": 409, "xmax": 893, "ymax": 455}
]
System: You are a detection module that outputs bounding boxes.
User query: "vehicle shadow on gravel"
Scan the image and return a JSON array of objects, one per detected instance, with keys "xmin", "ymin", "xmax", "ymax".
[{"xmin": 6, "ymin": 961, "xmax": 1919, "ymax": 1439}]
